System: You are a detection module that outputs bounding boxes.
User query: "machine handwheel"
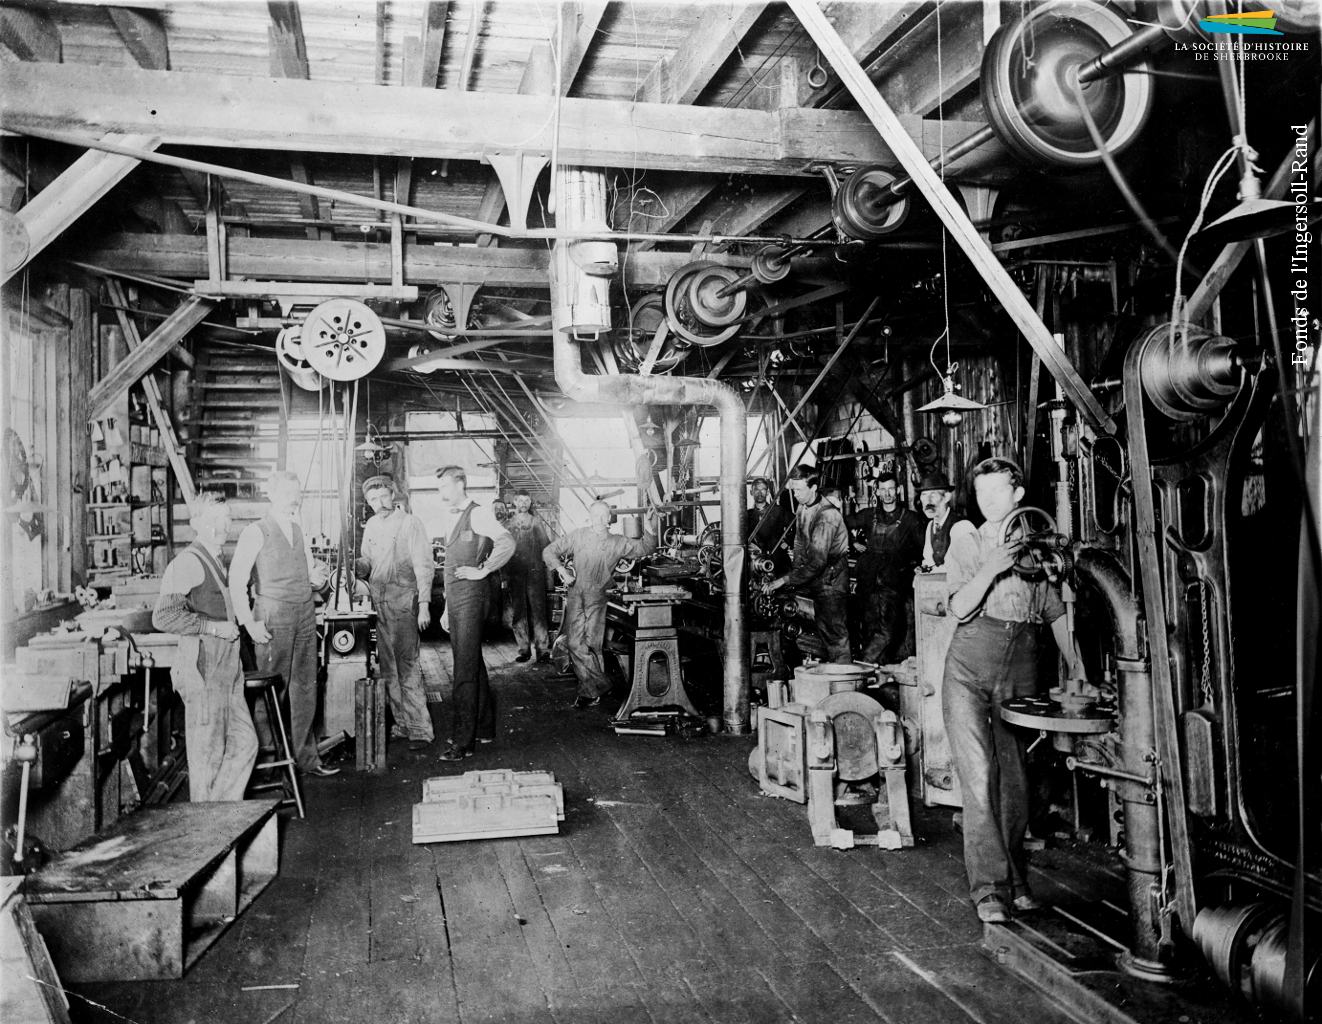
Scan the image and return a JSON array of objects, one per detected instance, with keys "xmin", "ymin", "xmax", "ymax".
[
  {"xmin": 981, "ymin": 0, "xmax": 1153, "ymax": 169},
  {"xmin": 300, "ymin": 299, "xmax": 387, "ymax": 381},
  {"xmin": 996, "ymin": 505, "xmax": 1068, "ymax": 581}
]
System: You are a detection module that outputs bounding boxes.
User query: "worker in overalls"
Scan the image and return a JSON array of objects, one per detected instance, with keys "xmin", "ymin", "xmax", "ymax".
[
  {"xmin": 153, "ymin": 491, "xmax": 257, "ymax": 801},
  {"xmin": 355, "ymin": 475, "xmax": 435, "ymax": 751},
  {"xmin": 853, "ymin": 472, "xmax": 926, "ymax": 664},
  {"xmin": 542, "ymin": 501, "xmax": 657, "ymax": 708},
  {"xmin": 435, "ymin": 465, "xmax": 514, "ymax": 761},
  {"xmin": 763, "ymin": 465, "xmax": 853, "ymax": 664},
  {"xmin": 504, "ymin": 490, "xmax": 552, "ymax": 663},
  {"xmin": 231, "ymin": 471, "xmax": 338, "ymax": 777}
]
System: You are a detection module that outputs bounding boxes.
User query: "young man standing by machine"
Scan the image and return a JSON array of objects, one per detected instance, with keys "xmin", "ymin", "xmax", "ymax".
[
  {"xmin": 543, "ymin": 501, "xmax": 657, "ymax": 708},
  {"xmin": 942, "ymin": 457, "xmax": 1083, "ymax": 924},
  {"xmin": 434, "ymin": 466, "xmax": 514, "ymax": 760},
  {"xmin": 356, "ymin": 475, "xmax": 435, "ymax": 751},
  {"xmin": 153, "ymin": 492, "xmax": 258, "ymax": 801},
  {"xmin": 763, "ymin": 465, "xmax": 852, "ymax": 664},
  {"xmin": 230, "ymin": 471, "xmax": 338, "ymax": 778},
  {"xmin": 504, "ymin": 490, "xmax": 552, "ymax": 663}
]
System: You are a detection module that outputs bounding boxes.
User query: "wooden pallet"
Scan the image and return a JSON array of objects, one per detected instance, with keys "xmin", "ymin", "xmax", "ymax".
[{"xmin": 23, "ymin": 800, "xmax": 280, "ymax": 982}]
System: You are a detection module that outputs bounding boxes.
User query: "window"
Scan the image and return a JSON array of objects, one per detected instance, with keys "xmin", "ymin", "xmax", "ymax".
[{"xmin": 404, "ymin": 412, "xmax": 500, "ymax": 540}]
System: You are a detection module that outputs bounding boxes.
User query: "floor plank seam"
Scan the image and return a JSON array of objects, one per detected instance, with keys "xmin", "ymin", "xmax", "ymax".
[{"xmin": 675, "ymin": 746, "xmax": 970, "ymax": 949}]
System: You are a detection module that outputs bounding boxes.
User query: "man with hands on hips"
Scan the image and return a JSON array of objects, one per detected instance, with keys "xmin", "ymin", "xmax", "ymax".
[
  {"xmin": 435, "ymin": 465, "xmax": 515, "ymax": 761},
  {"xmin": 229, "ymin": 470, "xmax": 339, "ymax": 778}
]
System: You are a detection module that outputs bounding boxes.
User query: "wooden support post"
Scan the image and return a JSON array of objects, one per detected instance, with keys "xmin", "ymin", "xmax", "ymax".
[
  {"xmin": 788, "ymin": 0, "xmax": 1115, "ymax": 436},
  {"xmin": 69, "ymin": 288, "xmax": 93, "ymax": 586}
]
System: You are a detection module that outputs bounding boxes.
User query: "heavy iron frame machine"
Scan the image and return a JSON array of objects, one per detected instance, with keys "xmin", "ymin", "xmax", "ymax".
[{"xmin": 634, "ymin": 3, "xmax": 1320, "ymax": 1019}]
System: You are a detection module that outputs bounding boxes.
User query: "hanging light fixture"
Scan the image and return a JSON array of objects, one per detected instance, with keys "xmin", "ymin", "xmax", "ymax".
[
  {"xmin": 356, "ymin": 423, "xmax": 394, "ymax": 465},
  {"xmin": 917, "ymin": 375, "xmax": 986, "ymax": 427}
]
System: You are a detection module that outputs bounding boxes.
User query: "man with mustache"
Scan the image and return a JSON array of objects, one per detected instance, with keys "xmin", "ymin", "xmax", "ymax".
[{"xmin": 917, "ymin": 472, "xmax": 975, "ymax": 570}]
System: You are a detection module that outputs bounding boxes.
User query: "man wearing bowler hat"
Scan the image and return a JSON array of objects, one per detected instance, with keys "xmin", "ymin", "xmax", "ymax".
[{"xmin": 917, "ymin": 471, "xmax": 975, "ymax": 570}]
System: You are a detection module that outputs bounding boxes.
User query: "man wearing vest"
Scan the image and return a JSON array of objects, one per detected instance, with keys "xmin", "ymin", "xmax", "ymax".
[
  {"xmin": 356, "ymin": 475, "xmax": 435, "ymax": 750},
  {"xmin": 762, "ymin": 465, "xmax": 853, "ymax": 664},
  {"xmin": 230, "ymin": 471, "xmax": 339, "ymax": 777},
  {"xmin": 504, "ymin": 490, "xmax": 552, "ymax": 663},
  {"xmin": 918, "ymin": 471, "xmax": 975, "ymax": 570},
  {"xmin": 153, "ymin": 492, "xmax": 258, "ymax": 801},
  {"xmin": 542, "ymin": 501, "xmax": 658, "ymax": 708},
  {"xmin": 435, "ymin": 466, "xmax": 515, "ymax": 760}
]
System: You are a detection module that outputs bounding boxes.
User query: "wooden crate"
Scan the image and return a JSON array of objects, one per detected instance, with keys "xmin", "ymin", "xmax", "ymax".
[{"xmin": 24, "ymin": 800, "xmax": 280, "ymax": 982}]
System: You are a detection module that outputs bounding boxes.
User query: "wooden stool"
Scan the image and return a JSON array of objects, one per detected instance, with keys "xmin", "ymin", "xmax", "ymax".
[{"xmin": 244, "ymin": 671, "xmax": 305, "ymax": 819}]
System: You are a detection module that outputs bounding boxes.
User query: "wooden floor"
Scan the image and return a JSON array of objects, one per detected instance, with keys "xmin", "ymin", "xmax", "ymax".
[{"xmin": 68, "ymin": 639, "xmax": 1103, "ymax": 1024}]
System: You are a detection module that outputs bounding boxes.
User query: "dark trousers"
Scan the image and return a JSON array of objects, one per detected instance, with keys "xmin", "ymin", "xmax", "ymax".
[
  {"xmin": 811, "ymin": 588, "xmax": 853, "ymax": 664},
  {"xmin": 941, "ymin": 616, "xmax": 1038, "ymax": 904},
  {"xmin": 509, "ymin": 570, "xmax": 550, "ymax": 655},
  {"xmin": 861, "ymin": 584, "xmax": 910, "ymax": 664},
  {"xmin": 446, "ymin": 578, "xmax": 495, "ymax": 750},
  {"xmin": 373, "ymin": 587, "xmax": 433, "ymax": 742},
  {"xmin": 562, "ymin": 586, "xmax": 611, "ymax": 698},
  {"xmin": 252, "ymin": 595, "xmax": 322, "ymax": 771}
]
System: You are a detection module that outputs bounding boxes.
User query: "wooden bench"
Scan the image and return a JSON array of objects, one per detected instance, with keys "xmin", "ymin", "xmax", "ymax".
[{"xmin": 23, "ymin": 799, "xmax": 280, "ymax": 982}]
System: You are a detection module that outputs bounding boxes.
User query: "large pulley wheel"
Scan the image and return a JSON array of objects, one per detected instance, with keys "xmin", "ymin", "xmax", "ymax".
[
  {"xmin": 981, "ymin": 0, "xmax": 1153, "ymax": 169},
  {"xmin": 300, "ymin": 299, "xmax": 386, "ymax": 381},
  {"xmin": 423, "ymin": 286, "xmax": 460, "ymax": 341},
  {"xmin": 612, "ymin": 294, "xmax": 690, "ymax": 373},
  {"xmin": 275, "ymin": 325, "xmax": 323, "ymax": 391},
  {"xmin": 664, "ymin": 261, "xmax": 746, "ymax": 348},
  {"xmin": 831, "ymin": 165, "xmax": 911, "ymax": 240},
  {"xmin": 1135, "ymin": 322, "xmax": 1242, "ymax": 423}
]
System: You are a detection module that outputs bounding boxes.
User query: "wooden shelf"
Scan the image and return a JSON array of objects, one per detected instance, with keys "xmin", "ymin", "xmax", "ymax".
[{"xmin": 87, "ymin": 533, "xmax": 130, "ymax": 541}]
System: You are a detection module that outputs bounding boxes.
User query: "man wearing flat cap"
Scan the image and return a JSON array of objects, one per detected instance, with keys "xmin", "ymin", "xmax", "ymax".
[
  {"xmin": 918, "ymin": 471, "xmax": 975, "ymax": 570},
  {"xmin": 356, "ymin": 475, "xmax": 436, "ymax": 750}
]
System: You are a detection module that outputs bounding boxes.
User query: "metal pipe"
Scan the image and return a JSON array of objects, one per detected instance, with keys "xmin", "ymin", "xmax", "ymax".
[
  {"xmin": 551, "ymin": 287, "xmax": 750, "ymax": 734},
  {"xmin": 1076, "ymin": 23, "xmax": 1170, "ymax": 84},
  {"xmin": 1073, "ymin": 548, "xmax": 1166, "ymax": 969}
]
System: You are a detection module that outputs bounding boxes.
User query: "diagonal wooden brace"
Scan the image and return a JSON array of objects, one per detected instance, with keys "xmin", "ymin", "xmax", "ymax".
[{"xmin": 788, "ymin": 0, "xmax": 1116, "ymax": 436}]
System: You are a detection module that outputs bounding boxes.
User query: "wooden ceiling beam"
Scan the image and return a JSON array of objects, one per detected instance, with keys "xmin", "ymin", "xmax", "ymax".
[
  {"xmin": 624, "ymin": 3, "xmax": 772, "ymax": 251},
  {"xmin": 77, "ymin": 232, "xmax": 839, "ymax": 291},
  {"xmin": 472, "ymin": 2, "xmax": 607, "ymax": 243},
  {"xmin": 635, "ymin": 2, "xmax": 770, "ymax": 105},
  {"xmin": 419, "ymin": 1, "xmax": 449, "ymax": 88},
  {"xmin": 3, "ymin": 134, "xmax": 160, "ymax": 285},
  {"xmin": 3, "ymin": 64, "xmax": 979, "ymax": 176},
  {"xmin": 106, "ymin": 7, "xmax": 169, "ymax": 70},
  {"xmin": 0, "ymin": 6, "xmax": 60, "ymax": 62},
  {"xmin": 266, "ymin": 1, "xmax": 309, "ymax": 79},
  {"xmin": 265, "ymin": 2, "xmax": 325, "ymax": 242},
  {"xmin": 865, "ymin": 1, "xmax": 991, "ymax": 118}
]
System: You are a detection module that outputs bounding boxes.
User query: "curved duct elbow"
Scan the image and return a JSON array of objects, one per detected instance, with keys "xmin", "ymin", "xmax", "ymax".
[
  {"xmin": 1073, "ymin": 547, "xmax": 1143, "ymax": 661},
  {"xmin": 549, "ymin": 170, "xmax": 749, "ymax": 730}
]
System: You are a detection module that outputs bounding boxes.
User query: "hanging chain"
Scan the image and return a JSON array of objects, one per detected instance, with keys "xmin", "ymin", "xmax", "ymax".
[{"xmin": 1198, "ymin": 579, "xmax": 1214, "ymax": 709}]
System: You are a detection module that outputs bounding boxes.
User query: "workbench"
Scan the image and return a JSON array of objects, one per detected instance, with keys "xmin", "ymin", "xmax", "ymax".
[{"xmin": 23, "ymin": 799, "xmax": 281, "ymax": 982}]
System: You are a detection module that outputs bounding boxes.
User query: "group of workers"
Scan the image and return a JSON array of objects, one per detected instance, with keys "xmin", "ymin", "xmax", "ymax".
[
  {"xmin": 153, "ymin": 451, "xmax": 1071, "ymax": 929},
  {"xmin": 758, "ymin": 464, "xmax": 973, "ymax": 666},
  {"xmin": 758, "ymin": 457, "xmax": 1078, "ymax": 926}
]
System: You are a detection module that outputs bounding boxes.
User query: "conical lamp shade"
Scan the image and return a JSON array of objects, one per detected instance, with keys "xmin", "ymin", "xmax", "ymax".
[
  {"xmin": 1200, "ymin": 196, "xmax": 1314, "ymax": 248},
  {"xmin": 917, "ymin": 377, "xmax": 986, "ymax": 414}
]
